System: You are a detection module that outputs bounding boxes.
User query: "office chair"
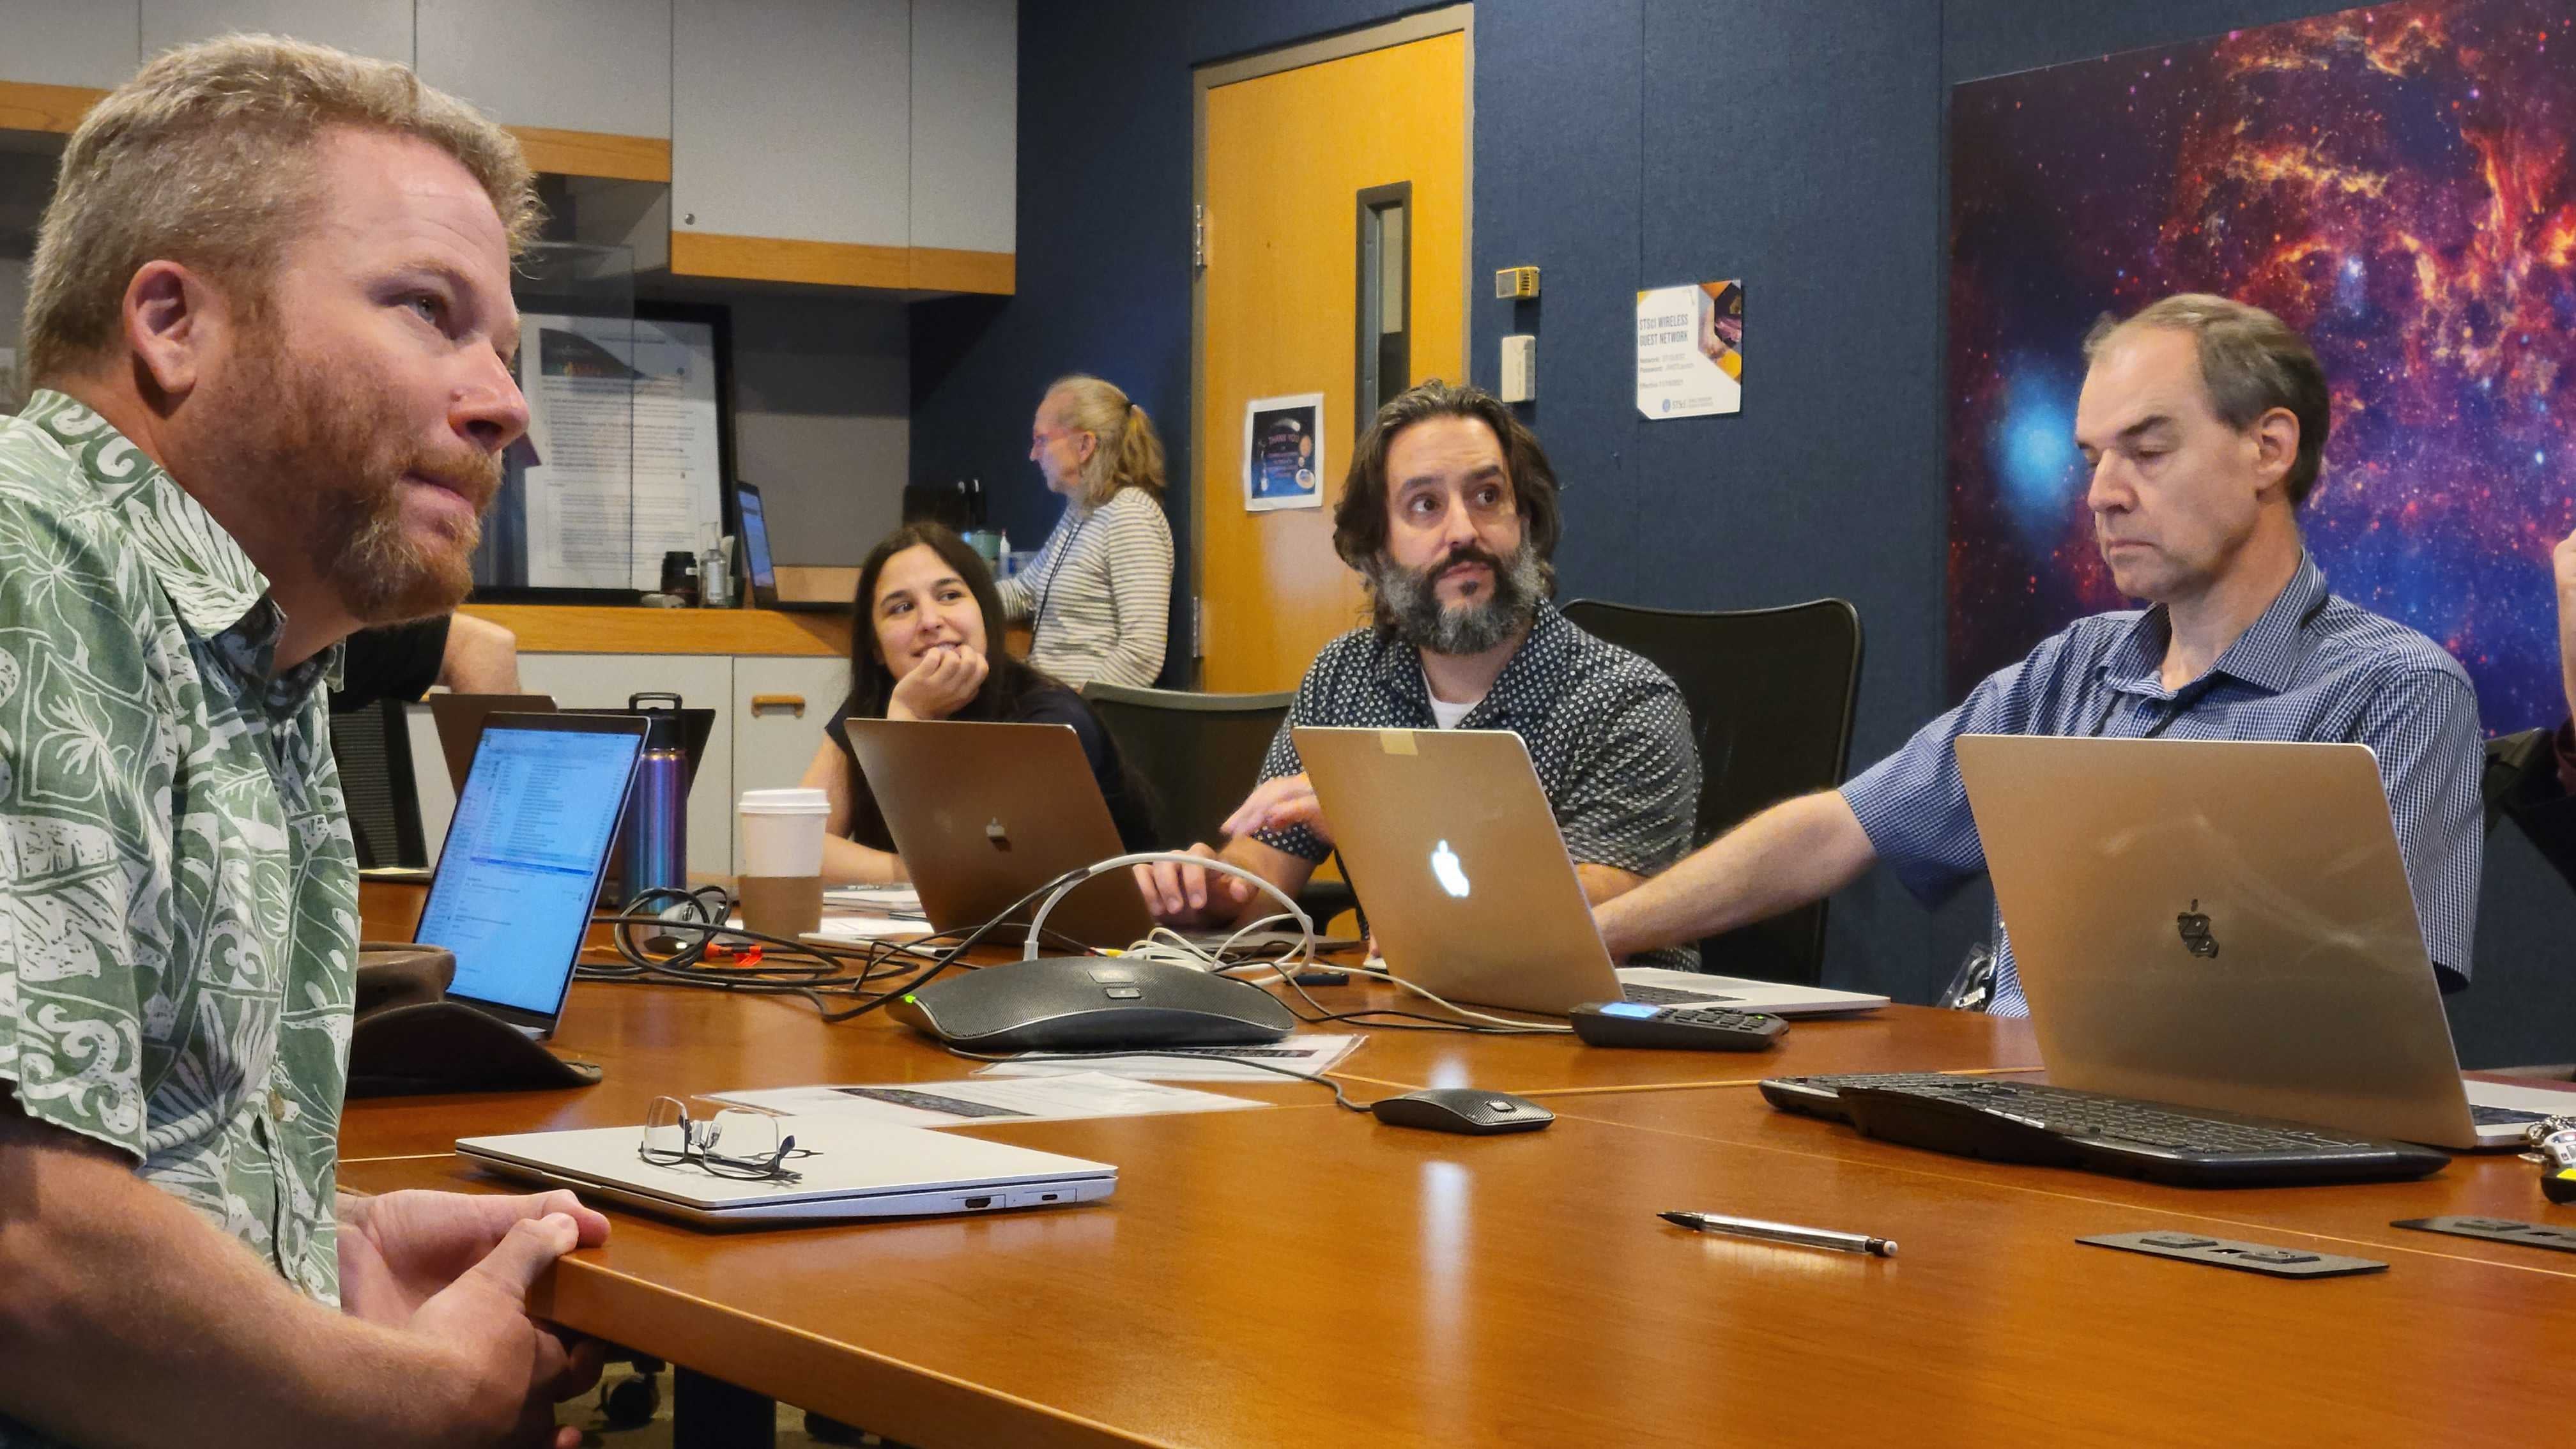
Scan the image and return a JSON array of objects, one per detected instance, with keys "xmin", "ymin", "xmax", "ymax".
[
  {"xmin": 1560, "ymin": 597, "xmax": 1864, "ymax": 985},
  {"xmin": 1079, "ymin": 681, "xmax": 1358, "ymax": 929},
  {"xmin": 326, "ymin": 700, "xmax": 429, "ymax": 870}
]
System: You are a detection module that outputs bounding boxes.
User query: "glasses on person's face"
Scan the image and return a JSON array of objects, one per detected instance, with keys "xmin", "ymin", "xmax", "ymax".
[{"xmin": 639, "ymin": 1096, "xmax": 810, "ymax": 1181}]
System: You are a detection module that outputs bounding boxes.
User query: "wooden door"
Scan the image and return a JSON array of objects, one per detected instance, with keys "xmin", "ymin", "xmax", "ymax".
[{"xmin": 1197, "ymin": 29, "xmax": 1467, "ymax": 691}]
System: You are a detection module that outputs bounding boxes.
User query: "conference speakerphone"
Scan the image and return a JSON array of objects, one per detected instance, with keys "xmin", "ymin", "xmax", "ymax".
[{"xmin": 889, "ymin": 956, "xmax": 1298, "ymax": 1053}]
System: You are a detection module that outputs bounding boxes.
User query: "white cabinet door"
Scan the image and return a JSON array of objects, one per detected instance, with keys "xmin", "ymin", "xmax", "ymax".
[
  {"xmin": 671, "ymin": 0, "xmax": 908, "ymax": 247},
  {"xmin": 729, "ymin": 654, "xmax": 849, "ymax": 871},
  {"xmin": 518, "ymin": 653, "xmax": 737, "ymax": 877},
  {"xmin": 0, "ymin": 2, "xmax": 141, "ymax": 86},
  {"xmin": 142, "ymin": 0, "xmax": 412, "ymax": 64},
  {"xmin": 908, "ymin": 0, "xmax": 1014, "ymax": 256},
  {"xmin": 415, "ymin": 0, "xmax": 671, "ymax": 138}
]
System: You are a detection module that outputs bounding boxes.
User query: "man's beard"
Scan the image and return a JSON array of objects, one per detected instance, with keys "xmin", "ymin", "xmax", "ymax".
[
  {"xmin": 197, "ymin": 328, "xmax": 500, "ymax": 626},
  {"xmin": 1365, "ymin": 540, "xmax": 1545, "ymax": 656}
]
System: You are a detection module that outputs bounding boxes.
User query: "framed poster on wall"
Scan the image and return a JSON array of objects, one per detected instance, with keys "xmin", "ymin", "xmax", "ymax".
[{"xmin": 1244, "ymin": 392, "xmax": 1326, "ymax": 512}]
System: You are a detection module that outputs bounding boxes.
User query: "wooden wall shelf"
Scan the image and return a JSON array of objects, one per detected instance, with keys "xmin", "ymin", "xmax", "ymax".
[
  {"xmin": 672, "ymin": 231, "xmax": 1015, "ymax": 296},
  {"xmin": 0, "ymin": 80, "xmax": 671, "ymax": 185},
  {"xmin": 464, "ymin": 604, "xmax": 850, "ymax": 657},
  {"xmin": 0, "ymin": 80, "xmax": 105, "ymax": 134}
]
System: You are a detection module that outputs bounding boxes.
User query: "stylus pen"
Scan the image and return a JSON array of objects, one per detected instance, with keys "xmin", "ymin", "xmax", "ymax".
[{"xmin": 1659, "ymin": 1211, "xmax": 1898, "ymax": 1258}]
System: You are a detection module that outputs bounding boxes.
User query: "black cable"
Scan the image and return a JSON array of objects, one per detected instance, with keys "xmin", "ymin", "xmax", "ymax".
[{"xmin": 574, "ymin": 865, "xmax": 1114, "ymax": 1021}]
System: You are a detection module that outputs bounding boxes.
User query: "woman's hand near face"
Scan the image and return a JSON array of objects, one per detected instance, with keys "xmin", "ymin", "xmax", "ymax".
[{"xmin": 886, "ymin": 644, "xmax": 989, "ymax": 721}]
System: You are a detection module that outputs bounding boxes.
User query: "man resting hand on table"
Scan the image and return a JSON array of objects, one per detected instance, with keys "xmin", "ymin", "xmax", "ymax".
[
  {"xmin": 1132, "ymin": 381, "xmax": 1701, "ymax": 970},
  {"xmin": 0, "ymin": 37, "xmax": 607, "ymax": 1448}
]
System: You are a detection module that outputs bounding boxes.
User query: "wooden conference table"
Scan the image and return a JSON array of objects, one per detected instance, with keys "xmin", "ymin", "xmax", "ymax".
[{"xmin": 341, "ymin": 904, "xmax": 2573, "ymax": 1446}]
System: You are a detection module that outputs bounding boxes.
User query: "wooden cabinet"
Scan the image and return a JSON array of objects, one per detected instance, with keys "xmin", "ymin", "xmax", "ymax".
[
  {"xmin": 671, "ymin": 0, "xmax": 911, "ymax": 286},
  {"xmin": 141, "ymin": 0, "xmax": 414, "ymax": 65},
  {"xmin": 4, "ymin": 0, "xmax": 1016, "ymax": 293},
  {"xmin": 0, "ymin": 2, "xmax": 139, "ymax": 88},
  {"xmin": 416, "ymin": 0, "xmax": 672, "ymax": 139},
  {"xmin": 908, "ymin": 0, "xmax": 1015, "ymax": 289}
]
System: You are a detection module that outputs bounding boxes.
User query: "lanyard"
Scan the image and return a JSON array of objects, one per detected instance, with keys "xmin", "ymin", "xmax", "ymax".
[{"xmin": 1031, "ymin": 507, "xmax": 1095, "ymax": 631}]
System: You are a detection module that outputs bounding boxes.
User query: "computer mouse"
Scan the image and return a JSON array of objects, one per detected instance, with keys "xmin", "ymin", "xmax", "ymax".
[{"xmin": 1368, "ymin": 1087, "xmax": 1556, "ymax": 1135}]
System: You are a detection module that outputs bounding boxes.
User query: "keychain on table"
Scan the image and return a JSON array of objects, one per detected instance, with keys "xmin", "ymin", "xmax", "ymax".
[{"xmin": 2522, "ymin": 1115, "xmax": 2576, "ymax": 1204}]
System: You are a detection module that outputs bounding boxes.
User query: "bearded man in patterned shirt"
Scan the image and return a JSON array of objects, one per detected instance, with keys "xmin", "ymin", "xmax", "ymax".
[
  {"xmin": 0, "ymin": 36, "xmax": 611, "ymax": 1449},
  {"xmin": 1133, "ymin": 380, "xmax": 1702, "ymax": 969}
]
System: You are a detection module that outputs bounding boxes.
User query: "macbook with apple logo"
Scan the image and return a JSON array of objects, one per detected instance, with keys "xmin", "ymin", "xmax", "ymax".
[
  {"xmin": 1292, "ymin": 726, "xmax": 1890, "ymax": 1016},
  {"xmin": 1954, "ymin": 734, "xmax": 2559, "ymax": 1150}
]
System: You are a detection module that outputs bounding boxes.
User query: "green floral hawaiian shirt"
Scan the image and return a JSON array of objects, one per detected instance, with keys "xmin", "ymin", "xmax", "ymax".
[{"xmin": 0, "ymin": 390, "xmax": 357, "ymax": 1309}]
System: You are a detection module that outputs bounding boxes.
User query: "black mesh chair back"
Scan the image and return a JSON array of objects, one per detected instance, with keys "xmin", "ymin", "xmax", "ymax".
[
  {"xmin": 1078, "ymin": 682, "xmax": 1296, "ymax": 850},
  {"xmin": 1560, "ymin": 597, "xmax": 1864, "ymax": 985},
  {"xmin": 328, "ymin": 700, "xmax": 429, "ymax": 870}
]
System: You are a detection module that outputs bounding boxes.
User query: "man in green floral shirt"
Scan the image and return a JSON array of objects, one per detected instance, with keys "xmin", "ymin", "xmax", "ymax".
[{"xmin": 0, "ymin": 36, "xmax": 611, "ymax": 1449}]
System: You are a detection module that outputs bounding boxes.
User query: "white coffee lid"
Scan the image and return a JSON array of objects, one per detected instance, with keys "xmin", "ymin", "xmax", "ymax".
[{"xmin": 739, "ymin": 787, "xmax": 830, "ymax": 814}]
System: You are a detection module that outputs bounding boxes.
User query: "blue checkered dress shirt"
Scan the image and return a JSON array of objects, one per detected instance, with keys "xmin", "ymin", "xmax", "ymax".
[{"xmin": 1842, "ymin": 553, "xmax": 2484, "ymax": 1018}]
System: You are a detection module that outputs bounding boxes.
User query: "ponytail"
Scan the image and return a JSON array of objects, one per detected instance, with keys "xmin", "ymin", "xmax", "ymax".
[{"xmin": 1045, "ymin": 373, "xmax": 1167, "ymax": 506}]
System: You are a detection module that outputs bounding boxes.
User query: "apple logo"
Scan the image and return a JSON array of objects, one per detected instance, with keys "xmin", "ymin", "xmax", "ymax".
[
  {"xmin": 1430, "ymin": 839, "xmax": 1471, "ymax": 899},
  {"xmin": 2175, "ymin": 900, "xmax": 2218, "ymax": 958}
]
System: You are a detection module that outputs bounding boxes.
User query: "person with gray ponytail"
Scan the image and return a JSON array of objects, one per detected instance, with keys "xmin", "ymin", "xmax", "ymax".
[{"xmin": 1000, "ymin": 374, "xmax": 1177, "ymax": 688}]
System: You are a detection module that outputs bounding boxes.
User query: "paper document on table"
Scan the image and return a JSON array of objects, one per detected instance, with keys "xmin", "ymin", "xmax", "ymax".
[
  {"xmin": 791, "ymin": 913, "xmax": 932, "ymax": 942},
  {"xmin": 824, "ymin": 884, "xmax": 923, "ymax": 915},
  {"xmin": 972, "ymin": 1034, "xmax": 1363, "ymax": 1081},
  {"xmin": 712, "ymin": 1072, "xmax": 1262, "ymax": 1126}
]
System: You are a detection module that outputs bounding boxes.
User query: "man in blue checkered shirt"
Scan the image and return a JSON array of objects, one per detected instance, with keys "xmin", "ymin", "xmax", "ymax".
[{"xmin": 1596, "ymin": 294, "xmax": 2483, "ymax": 1017}]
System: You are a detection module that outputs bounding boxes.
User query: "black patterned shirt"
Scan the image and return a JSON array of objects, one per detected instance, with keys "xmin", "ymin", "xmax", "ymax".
[{"xmin": 1253, "ymin": 600, "xmax": 1701, "ymax": 969}]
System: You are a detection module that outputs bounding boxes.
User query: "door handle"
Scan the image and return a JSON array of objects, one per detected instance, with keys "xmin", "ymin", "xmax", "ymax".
[{"xmin": 750, "ymin": 694, "xmax": 806, "ymax": 717}]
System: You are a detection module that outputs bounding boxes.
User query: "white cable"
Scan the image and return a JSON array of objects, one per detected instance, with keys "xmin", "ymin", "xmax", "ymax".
[
  {"xmin": 1032, "ymin": 852, "xmax": 1568, "ymax": 1034},
  {"xmin": 1025, "ymin": 850, "xmax": 1317, "ymax": 974},
  {"xmin": 1218, "ymin": 955, "xmax": 1573, "ymax": 1033}
]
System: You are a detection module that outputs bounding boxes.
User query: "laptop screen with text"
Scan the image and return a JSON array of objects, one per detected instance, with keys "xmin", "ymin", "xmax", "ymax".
[{"xmin": 416, "ymin": 715, "xmax": 645, "ymax": 1025}]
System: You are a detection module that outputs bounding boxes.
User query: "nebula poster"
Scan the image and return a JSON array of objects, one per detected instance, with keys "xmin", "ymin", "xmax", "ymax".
[{"xmin": 1948, "ymin": 1, "xmax": 2576, "ymax": 730}]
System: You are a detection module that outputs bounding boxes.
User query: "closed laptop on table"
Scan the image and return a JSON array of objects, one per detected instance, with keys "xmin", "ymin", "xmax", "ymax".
[{"xmin": 459, "ymin": 1119, "xmax": 1117, "ymax": 1227}]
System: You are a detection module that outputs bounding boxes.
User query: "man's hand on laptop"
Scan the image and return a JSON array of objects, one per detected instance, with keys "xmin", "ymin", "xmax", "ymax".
[
  {"xmin": 1220, "ymin": 773, "xmax": 1331, "ymax": 845},
  {"xmin": 1133, "ymin": 842, "xmax": 1257, "ymax": 926}
]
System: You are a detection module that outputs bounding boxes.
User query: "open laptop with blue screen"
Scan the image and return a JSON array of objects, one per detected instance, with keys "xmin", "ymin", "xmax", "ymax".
[{"xmin": 412, "ymin": 712, "xmax": 648, "ymax": 1038}]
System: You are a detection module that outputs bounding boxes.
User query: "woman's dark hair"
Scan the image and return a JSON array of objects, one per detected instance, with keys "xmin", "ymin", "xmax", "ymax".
[
  {"xmin": 844, "ymin": 521, "xmax": 1055, "ymax": 724},
  {"xmin": 834, "ymin": 522, "xmax": 1161, "ymax": 852}
]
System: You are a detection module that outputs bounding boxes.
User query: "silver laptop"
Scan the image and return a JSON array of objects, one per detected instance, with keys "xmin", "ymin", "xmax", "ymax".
[
  {"xmin": 1295, "ymin": 726, "xmax": 1890, "ymax": 1016},
  {"xmin": 458, "ymin": 1117, "xmax": 1116, "ymax": 1227},
  {"xmin": 845, "ymin": 717, "xmax": 1159, "ymax": 948},
  {"xmin": 1956, "ymin": 733, "xmax": 2563, "ymax": 1150}
]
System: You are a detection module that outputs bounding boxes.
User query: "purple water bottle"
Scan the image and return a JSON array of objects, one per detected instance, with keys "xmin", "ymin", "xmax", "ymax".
[{"xmin": 618, "ymin": 691, "xmax": 689, "ymax": 903}]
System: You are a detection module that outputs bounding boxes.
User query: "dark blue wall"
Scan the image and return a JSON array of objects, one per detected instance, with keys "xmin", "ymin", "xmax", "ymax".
[{"xmin": 912, "ymin": 0, "xmax": 2576, "ymax": 1066}]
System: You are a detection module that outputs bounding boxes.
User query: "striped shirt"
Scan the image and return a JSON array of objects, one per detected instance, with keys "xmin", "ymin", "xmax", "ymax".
[
  {"xmin": 1843, "ymin": 552, "xmax": 2483, "ymax": 1018},
  {"xmin": 997, "ymin": 487, "xmax": 1174, "ymax": 689}
]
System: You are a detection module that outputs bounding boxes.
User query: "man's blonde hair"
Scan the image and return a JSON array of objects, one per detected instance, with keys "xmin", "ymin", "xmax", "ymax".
[{"xmin": 21, "ymin": 33, "xmax": 538, "ymax": 387}]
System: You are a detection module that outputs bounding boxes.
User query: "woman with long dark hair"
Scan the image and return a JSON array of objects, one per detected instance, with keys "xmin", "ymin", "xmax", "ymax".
[{"xmin": 797, "ymin": 521, "xmax": 1156, "ymax": 884}]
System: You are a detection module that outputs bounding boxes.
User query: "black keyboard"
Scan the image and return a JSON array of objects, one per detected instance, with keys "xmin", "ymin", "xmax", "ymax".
[
  {"xmin": 1758, "ymin": 1073, "xmax": 2450, "ymax": 1187},
  {"xmin": 1621, "ymin": 983, "xmax": 1738, "ymax": 1006},
  {"xmin": 2471, "ymin": 1103, "xmax": 2547, "ymax": 1127}
]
